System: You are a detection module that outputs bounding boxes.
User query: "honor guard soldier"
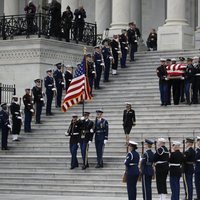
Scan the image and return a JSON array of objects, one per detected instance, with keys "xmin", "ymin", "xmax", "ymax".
[
  {"xmin": 66, "ymin": 114, "xmax": 82, "ymax": 169},
  {"xmin": 183, "ymin": 138, "xmax": 196, "ymax": 200},
  {"xmin": 32, "ymin": 79, "xmax": 44, "ymax": 124},
  {"xmin": 124, "ymin": 141, "xmax": 140, "ymax": 200},
  {"xmin": 110, "ymin": 35, "xmax": 120, "ymax": 75},
  {"xmin": 195, "ymin": 136, "xmax": 200, "ymax": 200},
  {"xmin": 23, "ymin": 88, "xmax": 34, "ymax": 132},
  {"xmin": 94, "ymin": 109, "xmax": 109, "ymax": 168},
  {"xmin": 157, "ymin": 58, "xmax": 168, "ymax": 106},
  {"xmin": 80, "ymin": 112, "xmax": 94, "ymax": 170},
  {"xmin": 86, "ymin": 54, "xmax": 95, "ymax": 96},
  {"xmin": 10, "ymin": 96, "xmax": 22, "ymax": 141},
  {"xmin": 64, "ymin": 65, "xmax": 73, "ymax": 93},
  {"xmin": 94, "ymin": 46, "xmax": 104, "ymax": 89},
  {"xmin": 119, "ymin": 29, "xmax": 128, "ymax": 68},
  {"xmin": 169, "ymin": 141, "xmax": 184, "ymax": 200},
  {"xmin": 102, "ymin": 39, "xmax": 112, "ymax": 82},
  {"xmin": 154, "ymin": 138, "xmax": 169, "ymax": 200},
  {"xmin": 53, "ymin": 63, "xmax": 64, "ymax": 108},
  {"xmin": 165, "ymin": 58, "xmax": 172, "ymax": 105},
  {"xmin": 44, "ymin": 69, "xmax": 56, "ymax": 116},
  {"xmin": 0, "ymin": 103, "xmax": 11, "ymax": 150},
  {"xmin": 123, "ymin": 102, "xmax": 136, "ymax": 145},
  {"xmin": 193, "ymin": 56, "xmax": 200, "ymax": 104},
  {"xmin": 184, "ymin": 58, "xmax": 195, "ymax": 105},
  {"xmin": 140, "ymin": 139, "xmax": 154, "ymax": 200}
]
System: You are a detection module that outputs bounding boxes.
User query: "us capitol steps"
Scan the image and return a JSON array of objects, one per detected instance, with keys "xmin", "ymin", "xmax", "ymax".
[{"xmin": 0, "ymin": 49, "xmax": 200, "ymax": 199}]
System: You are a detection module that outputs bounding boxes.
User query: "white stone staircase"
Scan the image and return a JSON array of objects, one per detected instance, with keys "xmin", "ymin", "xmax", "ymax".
[{"xmin": 0, "ymin": 49, "xmax": 200, "ymax": 199}]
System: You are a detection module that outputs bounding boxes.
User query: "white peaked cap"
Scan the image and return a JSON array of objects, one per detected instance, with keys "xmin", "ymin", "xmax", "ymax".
[
  {"xmin": 129, "ymin": 140, "xmax": 138, "ymax": 145},
  {"xmin": 157, "ymin": 138, "xmax": 166, "ymax": 143}
]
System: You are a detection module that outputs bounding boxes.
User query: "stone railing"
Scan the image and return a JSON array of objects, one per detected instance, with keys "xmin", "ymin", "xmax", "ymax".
[{"xmin": 0, "ymin": 13, "xmax": 97, "ymax": 46}]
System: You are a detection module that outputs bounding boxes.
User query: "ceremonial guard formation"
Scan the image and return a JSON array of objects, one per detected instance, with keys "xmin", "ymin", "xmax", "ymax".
[{"xmin": 10, "ymin": 96, "xmax": 22, "ymax": 141}]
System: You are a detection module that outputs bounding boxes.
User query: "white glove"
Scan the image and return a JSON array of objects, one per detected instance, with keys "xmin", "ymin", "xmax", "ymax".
[
  {"xmin": 88, "ymin": 141, "xmax": 92, "ymax": 145},
  {"xmin": 61, "ymin": 82, "xmax": 65, "ymax": 85},
  {"xmin": 52, "ymin": 88, "xmax": 56, "ymax": 91},
  {"xmin": 40, "ymin": 98, "xmax": 44, "ymax": 101},
  {"xmin": 165, "ymin": 77, "xmax": 168, "ymax": 81},
  {"xmin": 109, "ymin": 56, "xmax": 113, "ymax": 60},
  {"xmin": 80, "ymin": 116, "xmax": 85, "ymax": 120},
  {"xmin": 100, "ymin": 63, "xmax": 105, "ymax": 66},
  {"xmin": 7, "ymin": 124, "xmax": 11, "ymax": 129},
  {"xmin": 64, "ymin": 132, "xmax": 68, "ymax": 136},
  {"xmin": 90, "ymin": 129, "xmax": 94, "ymax": 133},
  {"xmin": 30, "ymin": 109, "xmax": 34, "ymax": 113},
  {"xmin": 104, "ymin": 140, "xmax": 107, "ymax": 145},
  {"xmin": 17, "ymin": 116, "xmax": 22, "ymax": 120}
]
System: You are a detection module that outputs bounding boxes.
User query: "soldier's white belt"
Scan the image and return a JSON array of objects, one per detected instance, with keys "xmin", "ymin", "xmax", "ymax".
[
  {"xmin": 129, "ymin": 163, "xmax": 137, "ymax": 166},
  {"xmin": 155, "ymin": 161, "xmax": 168, "ymax": 165},
  {"xmin": 195, "ymin": 74, "xmax": 200, "ymax": 76},
  {"xmin": 72, "ymin": 133, "xmax": 79, "ymax": 135},
  {"xmin": 169, "ymin": 163, "xmax": 181, "ymax": 167},
  {"xmin": 196, "ymin": 159, "xmax": 200, "ymax": 162}
]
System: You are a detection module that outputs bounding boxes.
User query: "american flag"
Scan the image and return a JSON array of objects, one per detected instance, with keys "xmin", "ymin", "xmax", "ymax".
[{"xmin": 62, "ymin": 57, "xmax": 92, "ymax": 112}]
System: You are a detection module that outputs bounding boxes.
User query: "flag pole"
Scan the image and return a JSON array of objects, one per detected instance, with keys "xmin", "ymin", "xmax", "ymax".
[{"xmin": 82, "ymin": 47, "xmax": 87, "ymax": 116}]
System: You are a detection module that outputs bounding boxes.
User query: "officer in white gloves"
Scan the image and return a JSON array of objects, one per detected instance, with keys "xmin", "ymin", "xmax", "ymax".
[{"xmin": 94, "ymin": 109, "xmax": 109, "ymax": 168}]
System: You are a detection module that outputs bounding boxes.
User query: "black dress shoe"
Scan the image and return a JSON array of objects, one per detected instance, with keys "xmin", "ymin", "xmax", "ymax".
[
  {"xmin": 95, "ymin": 164, "xmax": 101, "ymax": 168},
  {"xmin": 82, "ymin": 165, "xmax": 87, "ymax": 170}
]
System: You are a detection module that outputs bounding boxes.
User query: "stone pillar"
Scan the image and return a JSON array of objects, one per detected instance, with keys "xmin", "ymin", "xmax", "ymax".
[
  {"xmin": 195, "ymin": 0, "xmax": 200, "ymax": 49},
  {"xmin": 4, "ymin": 0, "xmax": 19, "ymax": 15},
  {"xmin": 109, "ymin": 0, "xmax": 130, "ymax": 36},
  {"xmin": 95, "ymin": 0, "xmax": 111, "ymax": 34},
  {"xmin": 130, "ymin": 0, "xmax": 141, "ymax": 31},
  {"xmin": 61, "ymin": 0, "xmax": 78, "ymax": 13},
  {"xmin": 158, "ymin": 0, "xmax": 194, "ymax": 50}
]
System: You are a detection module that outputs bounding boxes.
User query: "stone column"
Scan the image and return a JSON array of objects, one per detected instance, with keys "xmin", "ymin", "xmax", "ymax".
[
  {"xmin": 158, "ymin": 0, "xmax": 194, "ymax": 50},
  {"xmin": 195, "ymin": 0, "xmax": 200, "ymax": 48},
  {"xmin": 109, "ymin": 0, "xmax": 130, "ymax": 36},
  {"xmin": 95, "ymin": 0, "xmax": 111, "ymax": 34},
  {"xmin": 4, "ymin": 0, "xmax": 19, "ymax": 15},
  {"xmin": 61, "ymin": 0, "xmax": 78, "ymax": 13},
  {"xmin": 130, "ymin": 0, "xmax": 141, "ymax": 31}
]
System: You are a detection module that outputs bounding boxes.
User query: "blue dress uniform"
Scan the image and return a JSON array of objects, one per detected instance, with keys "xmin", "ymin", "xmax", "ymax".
[
  {"xmin": 195, "ymin": 137, "xmax": 200, "ymax": 200},
  {"xmin": 79, "ymin": 112, "xmax": 94, "ymax": 170},
  {"xmin": 53, "ymin": 64, "xmax": 64, "ymax": 108},
  {"xmin": 67, "ymin": 116, "xmax": 82, "ymax": 169},
  {"xmin": 44, "ymin": 70, "xmax": 55, "ymax": 115},
  {"xmin": 154, "ymin": 142, "xmax": 169, "ymax": 196},
  {"xmin": 102, "ymin": 45, "xmax": 111, "ymax": 82},
  {"xmin": 23, "ymin": 89, "xmax": 34, "ymax": 132},
  {"xmin": 124, "ymin": 141, "xmax": 140, "ymax": 200},
  {"xmin": 94, "ymin": 48, "xmax": 103, "ymax": 89},
  {"xmin": 94, "ymin": 110, "xmax": 109, "ymax": 168},
  {"xmin": 157, "ymin": 59, "xmax": 168, "ymax": 106},
  {"xmin": 119, "ymin": 31, "xmax": 128, "ymax": 68},
  {"xmin": 0, "ymin": 103, "xmax": 10, "ymax": 150},
  {"xmin": 141, "ymin": 139, "xmax": 154, "ymax": 200},
  {"xmin": 110, "ymin": 38, "xmax": 119, "ymax": 74},
  {"xmin": 169, "ymin": 143, "xmax": 184, "ymax": 200},
  {"xmin": 183, "ymin": 138, "xmax": 196, "ymax": 200},
  {"xmin": 32, "ymin": 79, "xmax": 44, "ymax": 124}
]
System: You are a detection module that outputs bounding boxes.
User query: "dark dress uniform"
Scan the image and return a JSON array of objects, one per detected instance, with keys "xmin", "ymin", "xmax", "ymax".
[
  {"xmin": 124, "ymin": 149, "xmax": 140, "ymax": 200},
  {"xmin": 61, "ymin": 8, "xmax": 73, "ymax": 42},
  {"xmin": 86, "ymin": 60, "xmax": 95, "ymax": 95},
  {"xmin": 94, "ymin": 51, "xmax": 103, "ymax": 89},
  {"xmin": 49, "ymin": 0, "xmax": 61, "ymax": 37},
  {"xmin": 64, "ymin": 70, "xmax": 73, "ymax": 92},
  {"xmin": 67, "ymin": 119, "xmax": 82, "ymax": 169},
  {"xmin": 53, "ymin": 67, "xmax": 64, "ymax": 107},
  {"xmin": 157, "ymin": 64, "xmax": 168, "ymax": 106},
  {"xmin": 169, "ymin": 150, "xmax": 184, "ymax": 200},
  {"xmin": 195, "ymin": 144, "xmax": 200, "ymax": 200},
  {"xmin": 193, "ymin": 63, "xmax": 200, "ymax": 104},
  {"xmin": 119, "ymin": 33, "xmax": 128, "ymax": 68},
  {"xmin": 24, "ymin": 2, "xmax": 36, "ymax": 35},
  {"xmin": 183, "ymin": 146, "xmax": 196, "ymax": 200},
  {"xmin": 94, "ymin": 117, "xmax": 109, "ymax": 168},
  {"xmin": 44, "ymin": 75, "xmax": 55, "ymax": 115},
  {"xmin": 141, "ymin": 147, "xmax": 154, "ymax": 200},
  {"xmin": 10, "ymin": 102, "xmax": 21, "ymax": 136},
  {"xmin": 127, "ymin": 28, "xmax": 138, "ymax": 61},
  {"xmin": 23, "ymin": 93, "xmax": 34, "ymax": 132},
  {"xmin": 74, "ymin": 8, "xmax": 86, "ymax": 41},
  {"xmin": 184, "ymin": 64, "xmax": 195, "ymax": 104},
  {"xmin": 32, "ymin": 85, "xmax": 43, "ymax": 123},
  {"xmin": 80, "ymin": 118, "xmax": 94, "ymax": 169},
  {"xmin": 154, "ymin": 145, "xmax": 169, "ymax": 195},
  {"xmin": 123, "ymin": 109, "xmax": 136, "ymax": 134},
  {"xmin": 110, "ymin": 39, "xmax": 119, "ymax": 72},
  {"xmin": 0, "ymin": 107, "xmax": 10, "ymax": 150},
  {"xmin": 102, "ymin": 46, "xmax": 111, "ymax": 82}
]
